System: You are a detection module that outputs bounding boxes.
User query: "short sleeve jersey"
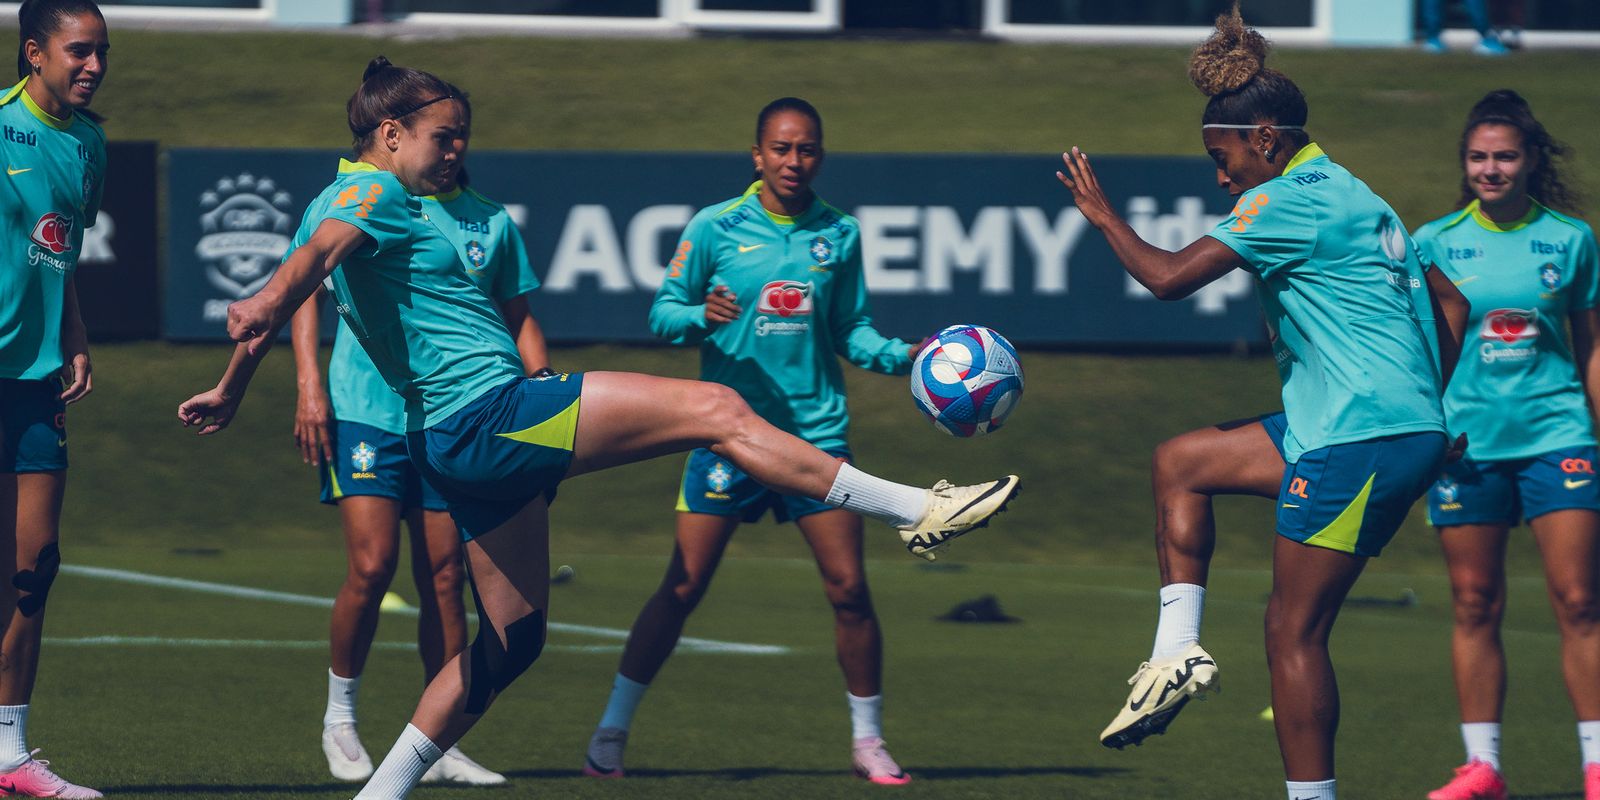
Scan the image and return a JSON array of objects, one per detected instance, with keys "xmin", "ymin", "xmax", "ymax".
[
  {"xmin": 319, "ymin": 185, "xmax": 540, "ymax": 434},
  {"xmin": 1206, "ymin": 144, "xmax": 1446, "ymax": 463},
  {"xmin": 295, "ymin": 160, "xmax": 523, "ymax": 430},
  {"xmin": 648, "ymin": 182, "xmax": 909, "ymax": 451},
  {"xmin": 0, "ymin": 79, "xmax": 107, "ymax": 380},
  {"xmin": 1414, "ymin": 200, "xmax": 1600, "ymax": 460}
]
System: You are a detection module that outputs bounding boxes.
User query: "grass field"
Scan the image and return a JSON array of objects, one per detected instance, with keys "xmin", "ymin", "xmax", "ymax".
[{"xmin": 24, "ymin": 26, "xmax": 1600, "ymax": 800}]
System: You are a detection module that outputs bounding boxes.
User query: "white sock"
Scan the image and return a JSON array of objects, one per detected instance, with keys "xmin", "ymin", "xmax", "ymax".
[
  {"xmin": 325, "ymin": 669, "xmax": 360, "ymax": 727},
  {"xmin": 825, "ymin": 463, "xmax": 927, "ymax": 528},
  {"xmin": 848, "ymin": 693, "xmax": 883, "ymax": 740},
  {"xmin": 355, "ymin": 723, "xmax": 441, "ymax": 800},
  {"xmin": 598, "ymin": 673, "xmax": 649, "ymax": 731},
  {"xmin": 1151, "ymin": 584, "xmax": 1205, "ymax": 660},
  {"xmin": 1579, "ymin": 720, "xmax": 1600, "ymax": 766},
  {"xmin": 0, "ymin": 705, "xmax": 27, "ymax": 771},
  {"xmin": 1285, "ymin": 778, "xmax": 1335, "ymax": 800},
  {"xmin": 1462, "ymin": 721, "xmax": 1501, "ymax": 771}
]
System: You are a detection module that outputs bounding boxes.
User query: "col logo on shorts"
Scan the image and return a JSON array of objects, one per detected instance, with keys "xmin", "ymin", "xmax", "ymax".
[
  {"xmin": 1260, "ymin": 412, "xmax": 1447, "ymax": 557},
  {"xmin": 1427, "ymin": 446, "xmax": 1600, "ymax": 527},
  {"xmin": 676, "ymin": 447, "xmax": 849, "ymax": 523},
  {"xmin": 319, "ymin": 419, "xmax": 447, "ymax": 512},
  {"xmin": 0, "ymin": 379, "xmax": 66, "ymax": 473}
]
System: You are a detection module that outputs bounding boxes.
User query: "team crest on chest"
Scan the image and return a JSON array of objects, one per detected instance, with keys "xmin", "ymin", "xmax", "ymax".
[
  {"xmin": 465, "ymin": 240, "xmax": 487, "ymax": 271},
  {"xmin": 1540, "ymin": 262, "xmax": 1563, "ymax": 291},
  {"xmin": 809, "ymin": 235, "xmax": 833, "ymax": 266}
]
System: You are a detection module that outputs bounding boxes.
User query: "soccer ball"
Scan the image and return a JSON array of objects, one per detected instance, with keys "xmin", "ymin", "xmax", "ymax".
[{"xmin": 910, "ymin": 324, "xmax": 1024, "ymax": 437}]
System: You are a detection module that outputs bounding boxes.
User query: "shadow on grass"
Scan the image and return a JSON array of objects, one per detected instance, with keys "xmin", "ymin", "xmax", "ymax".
[{"xmin": 1509, "ymin": 793, "xmax": 1582, "ymax": 800}]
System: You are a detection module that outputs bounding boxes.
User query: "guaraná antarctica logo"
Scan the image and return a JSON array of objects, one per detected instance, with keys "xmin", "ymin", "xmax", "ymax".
[{"xmin": 197, "ymin": 173, "xmax": 294, "ymax": 320}]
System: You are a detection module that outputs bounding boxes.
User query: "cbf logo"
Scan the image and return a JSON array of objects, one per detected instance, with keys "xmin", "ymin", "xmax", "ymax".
[
  {"xmin": 465, "ymin": 240, "xmax": 487, "ymax": 272},
  {"xmin": 197, "ymin": 173, "xmax": 294, "ymax": 322},
  {"xmin": 1436, "ymin": 479, "xmax": 1461, "ymax": 510},
  {"xmin": 809, "ymin": 235, "xmax": 834, "ymax": 266},
  {"xmin": 706, "ymin": 461, "xmax": 733, "ymax": 497},
  {"xmin": 1541, "ymin": 263, "xmax": 1563, "ymax": 292},
  {"xmin": 350, "ymin": 441, "xmax": 378, "ymax": 477}
]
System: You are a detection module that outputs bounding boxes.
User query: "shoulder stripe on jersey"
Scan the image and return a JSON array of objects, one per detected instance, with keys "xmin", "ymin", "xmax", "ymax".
[
  {"xmin": 0, "ymin": 79, "xmax": 22, "ymax": 107},
  {"xmin": 464, "ymin": 187, "xmax": 505, "ymax": 211},
  {"xmin": 1539, "ymin": 202, "xmax": 1595, "ymax": 236},
  {"xmin": 715, "ymin": 181, "xmax": 762, "ymax": 217},
  {"xmin": 1435, "ymin": 205, "xmax": 1476, "ymax": 233}
]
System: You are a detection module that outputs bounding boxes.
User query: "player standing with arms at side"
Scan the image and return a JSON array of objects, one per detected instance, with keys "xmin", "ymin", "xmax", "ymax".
[
  {"xmin": 582, "ymin": 97, "xmax": 918, "ymax": 785},
  {"xmin": 1057, "ymin": 7, "xmax": 1468, "ymax": 799},
  {"xmin": 0, "ymin": 1, "xmax": 106, "ymax": 796},
  {"xmin": 177, "ymin": 58, "xmax": 1018, "ymax": 800},
  {"xmin": 1415, "ymin": 90, "xmax": 1600, "ymax": 800},
  {"xmin": 289, "ymin": 80, "xmax": 545, "ymax": 785}
]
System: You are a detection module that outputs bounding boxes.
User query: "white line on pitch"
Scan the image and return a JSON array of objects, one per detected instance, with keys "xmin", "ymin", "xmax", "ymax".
[
  {"xmin": 42, "ymin": 636, "xmax": 628, "ymax": 654},
  {"xmin": 60, "ymin": 565, "xmax": 789, "ymax": 656}
]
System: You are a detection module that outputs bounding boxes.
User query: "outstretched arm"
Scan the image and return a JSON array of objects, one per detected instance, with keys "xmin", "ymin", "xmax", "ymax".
[{"xmin": 1057, "ymin": 147, "xmax": 1245, "ymax": 299}]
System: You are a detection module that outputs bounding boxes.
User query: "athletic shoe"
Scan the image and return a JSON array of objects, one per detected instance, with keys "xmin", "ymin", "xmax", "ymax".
[
  {"xmin": 1099, "ymin": 643, "xmax": 1219, "ymax": 749},
  {"xmin": 898, "ymin": 476, "xmax": 1020, "ymax": 561},
  {"xmin": 0, "ymin": 751, "xmax": 102, "ymax": 799},
  {"xmin": 321, "ymin": 722, "xmax": 374, "ymax": 782},
  {"xmin": 1474, "ymin": 38, "xmax": 1510, "ymax": 56},
  {"xmin": 1426, "ymin": 759, "xmax": 1506, "ymax": 800},
  {"xmin": 852, "ymin": 737, "xmax": 911, "ymax": 785},
  {"xmin": 1421, "ymin": 37, "xmax": 1446, "ymax": 53},
  {"xmin": 420, "ymin": 745, "xmax": 507, "ymax": 785},
  {"xmin": 582, "ymin": 726, "xmax": 627, "ymax": 778},
  {"xmin": 1583, "ymin": 761, "xmax": 1599, "ymax": 800}
]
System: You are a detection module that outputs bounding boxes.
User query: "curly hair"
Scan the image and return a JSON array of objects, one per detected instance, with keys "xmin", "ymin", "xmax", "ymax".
[
  {"xmin": 1456, "ymin": 89, "xmax": 1582, "ymax": 214},
  {"xmin": 1189, "ymin": 3, "xmax": 1308, "ymax": 150}
]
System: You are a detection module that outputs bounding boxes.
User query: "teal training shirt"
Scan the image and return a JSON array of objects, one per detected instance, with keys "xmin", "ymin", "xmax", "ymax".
[
  {"xmin": 650, "ymin": 182, "xmax": 910, "ymax": 451},
  {"xmin": 300, "ymin": 160, "xmax": 522, "ymax": 430},
  {"xmin": 321, "ymin": 185, "xmax": 540, "ymax": 434},
  {"xmin": 1207, "ymin": 143, "xmax": 1446, "ymax": 463},
  {"xmin": 0, "ymin": 79, "xmax": 107, "ymax": 380},
  {"xmin": 1415, "ymin": 200, "xmax": 1600, "ymax": 461}
]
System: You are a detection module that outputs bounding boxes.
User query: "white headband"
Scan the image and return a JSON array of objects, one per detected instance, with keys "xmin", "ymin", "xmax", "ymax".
[{"xmin": 1201, "ymin": 124, "xmax": 1304, "ymax": 130}]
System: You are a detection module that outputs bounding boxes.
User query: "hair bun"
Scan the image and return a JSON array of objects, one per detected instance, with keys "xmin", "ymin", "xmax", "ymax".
[
  {"xmin": 1188, "ymin": 3, "xmax": 1270, "ymax": 97},
  {"xmin": 1469, "ymin": 88, "xmax": 1530, "ymax": 120},
  {"xmin": 362, "ymin": 55, "xmax": 392, "ymax": 83}
]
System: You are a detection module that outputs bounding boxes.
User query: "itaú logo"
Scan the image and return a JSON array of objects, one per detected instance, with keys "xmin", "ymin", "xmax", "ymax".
[
  {"xmin": 756, "ymin": 280, "xmax": 814, "ymax": 317},
  {"xmin": 30, "ymin": 212, "xmax": 72, "ymax": 255}
]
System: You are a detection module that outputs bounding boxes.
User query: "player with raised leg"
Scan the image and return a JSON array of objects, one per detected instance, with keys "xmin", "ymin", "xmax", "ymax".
[
  {"xmin": 583, "ymin": 97, "xmax": 919, "ymax": 785},
  {"xmin": 289, "ymin": 81, "xmax": 539, "ymax": 785},
  {"xmin": 1057, "ymin": 7, "xmax": 1468, "ymax": 799},
  {"xmin": 0, "ymin": 1, "xmax": 107, "ymax": 796},
  {"xmin": 177, "ymin": 58, "xmax": 1018, "ymax": 800},
  {"xmin": 1415, "ymin": 90, "xmax": 1600, "ymax": 800}
]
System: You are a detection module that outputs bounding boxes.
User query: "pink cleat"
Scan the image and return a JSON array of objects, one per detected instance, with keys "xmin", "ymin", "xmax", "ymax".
[
  {"xmin": 1585, "ymin": 762, "xmax": 1600, "ymax": 800},
  {"xmin": 852, "ymin": 737, "xmax": 911, "ymax": 785},
  {"xmin": 581, "ymin": 727, "xmax": 627, "ymax": 779},
  {"xmin": 0, "ymin": 751, "xmax": 102, "ymax": 799},
  {"xmin": 1427, "ymin": 760, "xmax": 1507, "ymax": 800}
]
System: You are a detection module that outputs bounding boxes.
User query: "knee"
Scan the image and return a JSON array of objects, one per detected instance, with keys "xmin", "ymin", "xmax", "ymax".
[
  {"xmin": 346, "ymin": 551, "xmax": 398, "ymax": 595},
  {"xmin": 11, "ymin": 543, "xmax": 59, "ymax": 619},
  {"xmin": 1549, "ymin": 585, "xmax": 1600, "ymax": 629},
  {"xmin": 1450, "ymin": 581, "xmax": 1504, "ymax": 630},
  {"xmin": 694, "ymin": 384, "xmax": 756, "ymax": 435},
  {"xmin": 660, "ymin": 576, "xmax": 710, "ymax": 614},
  {"xmin": 1151, "ymin": 435, "xmax": 1203, "ymax": 492},
  {"xmin": 466, "ymin": 610, "xmax": 546, "ymax": 713},
  {"xmin": 823, "ymin": 575, "xmax": 874, "ymax": 622},
  {"xmin": 427, "ymin": 557, "xmax": 465, "ymax": 600}
]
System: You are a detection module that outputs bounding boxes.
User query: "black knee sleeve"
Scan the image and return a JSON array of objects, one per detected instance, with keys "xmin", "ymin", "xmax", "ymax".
[
  {"xmin": 463, "ymin": 577, "xmax": 547, "ymax": 714},
  {"xmin": 13, "ymin": 542, "xmax": 60, "ymax": 618}
]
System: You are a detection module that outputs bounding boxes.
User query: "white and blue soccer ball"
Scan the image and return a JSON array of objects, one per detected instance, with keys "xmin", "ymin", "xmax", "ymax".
[{"xmin": 910, "ymin": 324, "xmax": 1024, "ymax": 437}]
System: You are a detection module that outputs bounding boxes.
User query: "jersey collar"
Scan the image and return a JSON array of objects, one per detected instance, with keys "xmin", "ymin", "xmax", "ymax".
[
  {"xmin": 338, "ymin": 158, "xmax": 380, "ymax": 174},
  {"xmin": 1283, "ymin": 142, "xmax": 1326, "ymax": 175},
  {"xmin": 741, "ymin": 179, "xmax": 826, "ymax": 227},
  {"xmin": 1464, "ymin": 197, "xmax": 1542, "ymax": 233},
  {"xmin": 2, "ymin": 78, "xmax": 73, "ymax": 131},
  {"xmin": 424, "ymin": 187, "xmax": 464, "ymax": 202}
]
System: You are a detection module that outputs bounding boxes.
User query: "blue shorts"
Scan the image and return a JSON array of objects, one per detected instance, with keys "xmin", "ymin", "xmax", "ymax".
[
  {"xmin": 409, "ymin": 373, "xmax": 583, "ymax": 541},
  {"xmin": 676, "ymin": 446, "xmax": 849, "ymax": 523},
  {"xmin": 1260, "ymin": 412, "xmax": 1448, "ymax": 558},
  {"xmin": 1427, "ymin": 446, "xmax": 1600, "ymax": 527},
  {"xmin": 0, "ymin": 379, "xmax": 66, "ymax": 473},
  {"xmin": 320, "ymin": 420, "xmax": 447, "ymax": 512}
]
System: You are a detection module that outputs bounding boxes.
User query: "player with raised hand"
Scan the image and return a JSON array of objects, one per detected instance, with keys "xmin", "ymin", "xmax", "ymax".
[
  {"xmin": 1056, "ymin": 5, "xmax": 1468, "ymax": 799},
  {"xmin": 581, "ymin": 97, "xmax": 919, "ymax": 785},
  {"xmin": 1414, "ymin": 90, "xmax": 1600, "ymax": 800},
  {"xmin": 0, "ymin": 1, "xmax": 106, "ymax": 796},
  {"xmin": 288, "ymin": 80, "xmax": 544, "ymax": 786},
  {"xmin": 177, "ymin": 57, "xmax": 1018, "ymax": 800}
]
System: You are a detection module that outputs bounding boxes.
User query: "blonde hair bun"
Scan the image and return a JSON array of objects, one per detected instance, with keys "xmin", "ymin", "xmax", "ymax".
[{"xmin": 1188, "ymin": 3, "xmax": 1270, "ymax": 97}]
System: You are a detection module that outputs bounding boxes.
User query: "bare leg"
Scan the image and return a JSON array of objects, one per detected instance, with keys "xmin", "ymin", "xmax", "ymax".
[
  {"xmin": 796, "ymin": 509, "xmax": 880, "ymax": 698},
  {"xmin": 1264, "ymin": 536, "xmax": 1368, "ymax": 782},
  {"xmin": 1438, "ymin": 524, "xmax": 1510, "ymax": 724},
  {"xmin": 1151, "ymin": 418, "xmax": 1283, "ymax": 587},
  {"xmin": 1530, "ymin": 510, "xmax": 1600, "ymax": 720},
  {"xmin": 407, "ymin": 508, "xmax": 468, "ymax": 683},
  {"xmin": 0, "ymin": 472, "xmax": 62, "ymax": 705},
  {"xmin": 329, "ymin": 497, "xmax": 401, "ymax": 680},
  {"xmin": 617, "ymin": 513, "xmax": 740, "ymax": 684}
]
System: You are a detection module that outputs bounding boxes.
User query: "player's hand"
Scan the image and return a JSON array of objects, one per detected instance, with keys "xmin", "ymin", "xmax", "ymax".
[
  {"xmin": 178, "ymin": 388, "xmax": 242, "ymax": 436},
  {"xmin": 909, "ymin": 334, "xmax": 936, "ymax": 360},
  {"xmin": 704, "ymin": 285, "xmax": 742, "ymax": 325},
  {"xmin": 1057, "ymin": 147, "xmax": 1119, "ymax": 230},
  {"xmin": 227, "ymin": 293, "xmax": 279, "ymax": 356},
  {"xmin": 58, "ymin": 351, "xmax": 92, "ymax": 404},
  {"xmin": 1446, "ymin": 432, "xmax": 1468, "ymax": 464},
  {"xmin": 294, "ymin": 384, "xmax": 335, "ymax": 465}
]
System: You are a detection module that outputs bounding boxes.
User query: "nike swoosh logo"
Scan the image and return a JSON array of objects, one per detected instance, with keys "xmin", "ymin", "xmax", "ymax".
[
  {"xmin": 1281, "ymin": 502, "xmax": 1300, "ymax": 508},
  {"xmin": 943, "ymin": 477, "xmax": 1014, "ymax": 523},
  {"xmin": 57, "ymin": 439, "xmax": 66, "ymax": 447},
  {"xmin": 411, "ymin": 743, "xmax": 430, "ymax": 765},
  {"xmin": 1452, "ymin": 275, "xmax": 1479, "ymax": 287},
  {"xmin": 1566, "ymin": 479, "xmax": 1592, "ymax": 489},
  {"xmin": 839, "ymin": 492, "xmax": 851, "ymax": 505},
  {"xmin": 738, "ymin": 243, "xmax": 765, "ymax": 253},
  {"xmin": 1127, "ymin": 684, "xmax": 1155, "ymax": 711},
  {"xmin": 0, "ymin": 720, "xmax": 14, "ymax": 725},
  {"xmin": 5, "ymin": 167, "xmax": 30, "ymax": 176},
  {"xmin": 1161, "ymin": 598, "xmax": 1180, "ymax": 607}
]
